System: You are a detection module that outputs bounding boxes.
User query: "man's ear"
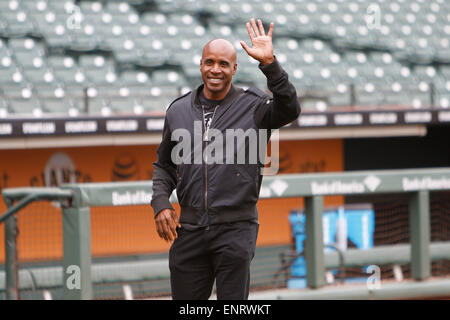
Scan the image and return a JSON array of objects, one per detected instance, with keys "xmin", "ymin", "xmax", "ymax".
[{"xmin": 233, "ymin": 63, "xmax": 237, "ymax": 75}]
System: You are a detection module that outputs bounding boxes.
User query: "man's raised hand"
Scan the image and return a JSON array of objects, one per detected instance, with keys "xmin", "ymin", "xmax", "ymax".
[{"xmin": 240, "ymin": 18, "xmax": 275, "ymax": 66}]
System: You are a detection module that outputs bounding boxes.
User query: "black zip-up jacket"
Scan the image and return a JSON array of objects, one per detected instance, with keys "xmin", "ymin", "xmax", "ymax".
[{"xmin": 151, "ymin": 58, "xmax": 301, "ymax": 226}]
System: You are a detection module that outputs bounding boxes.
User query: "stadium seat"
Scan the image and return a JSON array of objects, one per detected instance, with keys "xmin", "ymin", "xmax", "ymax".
[
  {"xmin": 8, "ymin": 97, "xmax": 42, "ymax": 115},
  {"xmin": 0, "ymin": 67, "xmax": 26, "ymax": 85},
  {"xmin": 0, "ymin": 55, "xmax": 16, "ymax": 71},
  {"xmin": 47, "ymin": 55, "xmax": 76, "ymax": 70},
  {"xmin": 54, "ymin": 68, "xmax": 88, "ymax": 86},
  {"xmin": 437, "ymin": 93, "xmax": 450, "ymax": 108},
  {"xmin": 108, "ymin": 97, "xmax": 142, "ymax": 114},
  {"xmin": 328, "ymin": 83, "xmax": 352, "ymax": 106},
  {"xmin": 414, "ymin": 66, "xmax": 439, "ymax": 82},
  {"xmin": 84, "ymin": 67, "xmax": 119, "ymax": 85},
  {"xmin": 142, "ymin": 95, "xmax": 174, "ymax": 112},
  {"xmin": 1, "ymin": 10, "xmax": 35, "ymax": 37},
  {"xmin": 8, "ymin": 38, "xmax": 46, "ymax": 54},
  {"xmin": 43, "ymin": 97, "xmax": 79, "ymax": 115},
  {"xmin": 119, "ymin": 70, "xmax": 151, "ymax": 85},
  {"xmin": 34, "ymin": 83, "xmax": 65, "ymax": 99},
  {"xmin": 23, "ymin": 68, "xmax": 57, "ymax": 84},
  {"xmin": 85, "ymin": 97, "xmax": 111, "ymax": 115},
  {"xmin": 0, "ymin": 0, "xmax": 448, "ymax": 118},
  {"xmin": 151, "ymin": 70, "xmax": 186, "ymax": 87}
]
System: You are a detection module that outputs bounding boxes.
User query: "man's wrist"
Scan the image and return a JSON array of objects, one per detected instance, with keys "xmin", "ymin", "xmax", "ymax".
[
  {"xmin": 151, "ymin": 196, "xmax": 174, "ymax": 218},
  {"xmin": 260, "ymin": 56, "xmax": 275, "ymax": 66}
]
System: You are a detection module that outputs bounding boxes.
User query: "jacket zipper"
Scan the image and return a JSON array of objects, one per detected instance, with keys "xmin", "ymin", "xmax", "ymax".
[{"xmin": 202, "ymin": 104, "xmax": 219, "ymax": 230}]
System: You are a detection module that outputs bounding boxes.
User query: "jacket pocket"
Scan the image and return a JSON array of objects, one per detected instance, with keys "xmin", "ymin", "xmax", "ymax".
[
  {"xmin": 176, "ymin": 164, "xmax": 203, "ymax": 208},
  {"xmin": 208, "ymin": 164, "xmax": 259, "ymax": 207}
]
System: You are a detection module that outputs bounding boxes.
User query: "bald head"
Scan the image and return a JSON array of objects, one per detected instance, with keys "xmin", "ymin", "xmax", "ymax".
[
  {"xmin": 200, "ymin": 38, "xmax": 238, "ymax": 100},
  {"xmin": 202, "ymin": 38, "xmax": 237, "ymax": 64}
]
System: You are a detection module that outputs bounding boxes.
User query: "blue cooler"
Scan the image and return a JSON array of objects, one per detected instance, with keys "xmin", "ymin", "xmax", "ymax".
[{"xmin": 287, "ymin": 205, "xmax": 375, "ymax": 288}]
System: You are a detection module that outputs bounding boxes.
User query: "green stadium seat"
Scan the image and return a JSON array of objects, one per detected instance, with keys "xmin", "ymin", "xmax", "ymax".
[
  {"xmin": 79, "ymin": 1, "xmax": 104, "ymax": 14},
  {"xmin": 435, "ymin": 48, "xmax": 450, "ymax": 64},
  {"xmin": 23, "ymin": 68, "xmax": 57, "ymax": 84},
  {"xmin": 275, "ymin": 37, "xmax": 299, "ymax": 53},
  {"xmin": 33, "ymin": 84, "xmax": 66, "ymax": 100},
  {"xmin": 95, "ymin": 84, "xmax": 123, "ymax": 99},
  {"xmin": 138, "ymin": 49, "xmax": 169, "ymax": 68},
  {"xmin": 182, "ymin": 56, "xmax": 202, "ymax": 80},
  {"xmin": 300, "ymin": 98, "xmax": 329, "ymax": 112},
  {"xmin": 108, "ymin": 12, "xmax": 141, "ymax": 29},
  {"xmin": 0, "ymin": 97, "xmax": 9, "ymax": 115},
  {"xmin": 437, "ymin": 93, "xmax": 450, "ymax": 108},
  {"xmin": 47, "ymin": 55, "xmax": 77, "ymax": 70},
  {"xmin": 108, "ymin": 98, "xmax": 143, "ymax": 114},
  {"xmin": 141, "ymin": 12, "xmax": 168, "ymax": 26},
  {"xmin": 0, "ymin": 68, "xmax": 25, "ymax": 85},
  {"xmin": 84, "ymin": 67, "xmax": 119, "ymax": 85},
  {"xmin": 47, "ymin": 0, "xmax": 76, "ymax": 13},
  {"xmin": 63, "ymin": 84, "xmax": 86, "ymax": 100},
  {"xmin": 0, "ymin": 38, "xmax": 10, "ymax": 50},
  {"xmin": 328, "ymin": 94, "xmax": 351, "ymax": 107},
  {"xmin": 79, "ymin": 55, "xmax": 114, "ymax": 70},
  {"xmin": 105, "ymin": 2, "xmax": 133, "ymax": 14},
  {"xmin": 120, "ymin": 85, "xmax": 151, "ymax": 100},
  {"xmin": 9, "ymin": 98, "xmax": 42, "ymax": 115},
  {"xmin": 45, "ymin": 33, "xmax": 74, "ymax": 49},
  {"xmin": 432, "ymin": 75, "xmax": 449, "ymax": 92},
  {"xmin": 343, "ymin": 51, "xmax": 369, "ymax": 66},
  {"xmin": 85, "ymin": 97, "xmax": 111, "ymax": 115},
  {"xmin": 0, "ymin": 55, "xmax": 16, "ymax": 70},
  {"xmin": 1, "ymin": 82, "xmax": 33, "ymax": 99},
  {"xmin": 8, "ymin": 38, "xmax": 45, "ymax": 54},
  {"xmin": 208, "ymin": 24, "xmax": 234, "ymax": 39},
  {"xmin": 119, "ymin": 70, "xmax": 151, "ymax": 85},
  {"xmin": 142, "ymin": 95, "xmax": 174, "ymax": 112},
  {"xmin": 409, "ymin": 93, "xmax": 432, "ymax": 108},
  {"xmin": 414, "ymin": 66, "xmax": 439, "ymax": 82},
  {"xmin": 1, "ymin": 10, "xmax": 35, "ymax": 37},
  {"xmin": 14, "ymin": 52, "xmax": 47, "ymax": 69},
  {"xmin": 151, "ymin": 70, "xmax": 186, "ymax": 87},
  {"xmin": 114, "ymin": 48, "xmax": 143, "ymax": 64},
  {"xmin": 69, "ymin": 24, "xmax": 101, "ymax": 51},
  {"xmin": 0, "ymin": 0, "xmax": 448, "ymax": 118},
  {"xmin": 42, "ymin": 98, "xmax": 78, "ymax": 115},
  {"xmin": 384, "ymin": 92, "xmax": 411, "ymax": 107},
  {"xmin": 54, "ymin": 68, "xmax": 87, "ymax": 85},
  {"xmin": 440, "ymin": 66, "xmax": 450, "ymax": 80},
  {"xmin": 0, "ymin": 0, "xmax": 19, "ymax": 12},
  {"xmin": 21, "ymin": 0, "xmax": 50, "ymax": 13}
]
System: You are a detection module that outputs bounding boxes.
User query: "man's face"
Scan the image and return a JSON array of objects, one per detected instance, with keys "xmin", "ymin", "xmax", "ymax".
[{"xmin": 200, "ymin": 40, "xmax": 237, "ymax": 100}]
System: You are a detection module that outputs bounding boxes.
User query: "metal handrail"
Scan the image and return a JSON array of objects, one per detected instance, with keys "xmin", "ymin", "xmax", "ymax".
[{"xmin": 0, "ymin": 188, "xmax": 73, "ymax": 224}]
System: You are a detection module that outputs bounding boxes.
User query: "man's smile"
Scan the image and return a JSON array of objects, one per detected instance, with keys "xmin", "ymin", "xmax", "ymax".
[{"xmin": 207, "ymin": 76, "xmax": 224, "ymax": 84}]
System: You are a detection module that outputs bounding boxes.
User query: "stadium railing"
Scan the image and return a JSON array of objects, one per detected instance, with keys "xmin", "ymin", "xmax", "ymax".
[{"xmin": 1, "ymin": 168, "xmax": 450, "ymax": 299}]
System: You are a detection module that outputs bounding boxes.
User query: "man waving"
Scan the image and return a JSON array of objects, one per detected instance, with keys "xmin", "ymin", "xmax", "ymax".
[{"xmin": 151, "ymin": 19, "xmax": 301, "ymax": 300}]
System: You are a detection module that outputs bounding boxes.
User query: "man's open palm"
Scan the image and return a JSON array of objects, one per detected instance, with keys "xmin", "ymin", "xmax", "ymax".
[{"xmin": 240, "ymin": 19, "xmax": 275, "ymax": 66}]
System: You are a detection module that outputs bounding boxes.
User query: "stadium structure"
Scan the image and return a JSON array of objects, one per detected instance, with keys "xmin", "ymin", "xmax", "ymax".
[{"xmin": 0, "ymin": 0, "xmax": 449, "ymax": 300}]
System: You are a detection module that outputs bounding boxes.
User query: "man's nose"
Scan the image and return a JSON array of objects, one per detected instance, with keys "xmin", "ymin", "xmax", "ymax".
[{"xmin": 211, "ymin": 63, "xmax": 221, "ymax": 73}]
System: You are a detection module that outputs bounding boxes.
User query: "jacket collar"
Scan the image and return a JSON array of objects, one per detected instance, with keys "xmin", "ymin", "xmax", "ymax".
[{"xmin": 192, "ymin": 83, "xmax": 242, "ymax": 108}]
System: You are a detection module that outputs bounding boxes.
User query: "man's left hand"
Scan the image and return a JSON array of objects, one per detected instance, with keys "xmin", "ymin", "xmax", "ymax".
[{"xmin": 240, "ymin": 18, "xmax": 275, "ymax": 66}]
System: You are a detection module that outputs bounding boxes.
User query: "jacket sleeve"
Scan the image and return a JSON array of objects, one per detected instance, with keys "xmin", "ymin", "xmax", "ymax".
[
  {"xmin": 253, "ymin": 57, "xmax": 301, "ymax": 129},
  {"xmin": 151, "ymin": 116, "xmax": 177, "ymax": 218}
]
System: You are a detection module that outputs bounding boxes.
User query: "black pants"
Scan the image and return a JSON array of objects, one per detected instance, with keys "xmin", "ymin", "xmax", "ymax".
[{"xmin": 169, "ymin": 220, "xmax": 259, "ymax": 300}]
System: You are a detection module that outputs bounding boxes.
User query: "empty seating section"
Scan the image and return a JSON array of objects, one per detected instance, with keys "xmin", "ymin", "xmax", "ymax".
[{"xmin": 0, "ymin": 0, "xmax": 449, "ymax": 116}]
